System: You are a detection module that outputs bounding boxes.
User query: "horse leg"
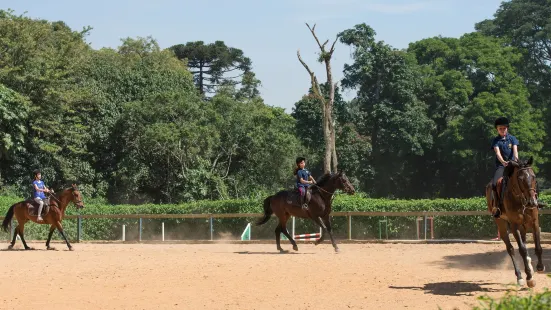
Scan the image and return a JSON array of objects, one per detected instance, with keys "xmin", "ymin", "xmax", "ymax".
[
  {"xmin": 511, "ymin": 223, "xmax": 535, "ymax": 287},
  {"xmin": 315, "ymin": 215, "xmax": 331, "ymax": 246},
  {"xmin": 54, "ymin": 221, "xmax": 73, "ymax": 251},
  {"xmin": 275, "ymin": 223, "xmax": 284, "ymax": 253},
  {"xmin": 17, "ymin": 224, "xmax": 33, "ymax": 250},
  {"xmin": 315, "ymin": 216, "xmax": 339, "ymax": 253},
  {"xmin": 45, "ymin": 225, "xmax": 56, "ymax": 250},
  {"xmin": 498, "ymin": 220, "xmax": 524, "ymax": 285},
  {"xmin": 280, "ymin": 213, "xmax": 298, "ymax": 251},
  {"xmin": 532, "ymin": 222, "xmax": 545, "ymax": 273},
  {"xmin": 8, "ymin": 224, "xmax": 19, "ymax": 250}
]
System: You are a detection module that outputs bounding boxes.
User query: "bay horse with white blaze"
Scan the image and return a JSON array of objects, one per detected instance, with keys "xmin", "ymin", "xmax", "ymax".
[
  {"xmin": 1, "ymin": 184, "xmax": 84, "ymax": 251},
  {"xmin": 256, "ymin": 171, "xmax": 355, "ymax": 253},
  {"xmin": 485, "ymin": 157, "xmax": 544, "ymax": 288}
]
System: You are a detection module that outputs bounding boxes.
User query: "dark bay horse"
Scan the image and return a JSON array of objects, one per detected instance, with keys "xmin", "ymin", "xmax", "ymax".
[
  {"xmin": 485, "ymin": 157, "xmax": 544, "ymax": 288},
  {"xmin": 1, "ymin": 184, "xmax": 84, "ymax": 251},
  {"xmin": 255, "ymin": 171, "xmax": 355, "ymax": 253}
]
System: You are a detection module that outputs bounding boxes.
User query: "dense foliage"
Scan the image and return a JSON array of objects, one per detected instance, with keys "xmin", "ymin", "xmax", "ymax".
[{"xmin": 0, "ymin": 1, "xmax": 550, "ymax": 205}]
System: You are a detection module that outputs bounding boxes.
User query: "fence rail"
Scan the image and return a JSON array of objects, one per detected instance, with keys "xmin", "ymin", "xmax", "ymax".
[{"xmin": 2, "ymin": 209, "xmax": 550, "ymax": 243}]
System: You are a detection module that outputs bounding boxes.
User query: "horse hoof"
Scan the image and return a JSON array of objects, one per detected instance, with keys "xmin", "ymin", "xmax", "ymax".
[
  {"xmin": 47, "ymin": 246, "xmax": 56, "ymax": 251},
  {"xmin": 518, "ymin": 279, "xmax": 526, "ymax": 286},
  {"xmin": 7, "ymin": 245, "xmax": 13, "ymax": 250},
  {"xmin": 68, "ymin": 247, "xmax": 74, "ymax": 251},
  {"xmin": 293, "ymin": 245, "xmax": 298, "ymax": 251},
  {"xmin": 527, "ymin": 279, "xmax": 536, "ymax": 288},
  {"xmin": 24, "ymin": 247, "xmax": 34, "ymax": 251},
  {"xmin": 334, "ymin": 248, "xmax": 340, "ymax": 253},
  {"xmin": 537, "ymin": 265, "xmax": 546, "ymax": 274}
]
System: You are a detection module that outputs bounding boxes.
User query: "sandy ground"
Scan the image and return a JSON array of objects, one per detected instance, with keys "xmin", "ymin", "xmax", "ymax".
[{"xmin": 0, "ymin": 242, "xmax": 550, "ymax": 310}]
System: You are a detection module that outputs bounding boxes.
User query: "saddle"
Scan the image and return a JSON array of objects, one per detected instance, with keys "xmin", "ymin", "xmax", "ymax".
[
  {"xmin": 24, "ymin": 198, "xmax": 52, "ymax": 217},
  {"xmin": 286, "ymin": 187, "xmax": 312, "ymax": 207}
]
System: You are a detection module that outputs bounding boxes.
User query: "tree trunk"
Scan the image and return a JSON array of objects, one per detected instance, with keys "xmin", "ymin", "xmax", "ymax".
[
  {"xmin": 323, "ymin": 108, "xmax": 332, "ymax": 174},
  {"xmin": 199, "ymin": 60, "xmax": 204, "ymax": 95},
  {"xmin": 297, "ymin": 23, "xmax": 339, "ymax": 174},
  {"xmin": 330, "ymin": 118, "xmax": 338, "ymax": 173}
]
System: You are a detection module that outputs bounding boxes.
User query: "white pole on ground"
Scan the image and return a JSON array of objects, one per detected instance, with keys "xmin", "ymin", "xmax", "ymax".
[
  {"xmin": 162, "ymin": 222, "xmax": 165, "ymax": 241},
  {"xmin": 122, "ymin": 224, "xmax": 126, "ymax": 241}
]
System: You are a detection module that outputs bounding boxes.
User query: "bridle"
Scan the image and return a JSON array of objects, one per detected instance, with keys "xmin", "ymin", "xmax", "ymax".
[
  {"xmin": 48, "ymin": 189, "xmax": 83, "ymax": 208},
  {"xmin": 311, "ymin": 175, "xmax": 354, "ymax": 202},
  {"xmin": 509, "ymin": 166, "xmax": 538, "ymax": 213}
]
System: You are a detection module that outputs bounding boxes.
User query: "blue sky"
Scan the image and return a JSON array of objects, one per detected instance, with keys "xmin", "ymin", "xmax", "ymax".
[{"xmin": 4, "ymin": 0, "xmax": 504, "ymax": 112}]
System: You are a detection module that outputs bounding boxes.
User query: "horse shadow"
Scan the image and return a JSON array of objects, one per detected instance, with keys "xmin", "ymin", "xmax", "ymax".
[
  {"xmin": 389, "ymin": 281, "xmax": 512, "ymax": 296},
  {"xmin": 434, "ymin": 248, "xmax": 551, "ymax": 274},
  {"xmin": 233, "ymin": 251, "xmax": 314, "ymax": 255}
]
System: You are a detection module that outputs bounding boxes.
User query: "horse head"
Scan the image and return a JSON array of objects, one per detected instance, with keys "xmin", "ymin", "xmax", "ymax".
[
  {"xmin": 58, "ymin": 183, "xmax": 85, "ymax": 209},
  {"xmin": 507, "ymin": 156, "xmax": 538, "ymax": 208},
  {"xmin": 335, "ymin": 170, "xmax": 355, "ymax": 195}
]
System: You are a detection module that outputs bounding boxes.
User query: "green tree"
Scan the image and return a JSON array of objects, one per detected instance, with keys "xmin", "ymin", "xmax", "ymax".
[
  {"xmin": 169, "ymin": 41, "xmax": 254, "ymax": 95},
  {"xmin": 408, "ymin": 32, "xmax": 545, "ymax": 197},
  {"xmin": 339, "ymin": 23, "xmax": 435, "ymax": 197},
  {"xmin": 475, "ymin": 0, "xmax": 551, "ymax": 187}
]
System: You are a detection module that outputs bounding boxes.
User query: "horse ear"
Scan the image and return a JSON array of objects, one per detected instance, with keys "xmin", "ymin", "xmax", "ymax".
[
  {"xmin": 510, "ymin": 160, "xmax": 520, "ymax": 168},
  {"xmin": 527, "ymin": 156, "xmax": 533, "ymax": 166}
]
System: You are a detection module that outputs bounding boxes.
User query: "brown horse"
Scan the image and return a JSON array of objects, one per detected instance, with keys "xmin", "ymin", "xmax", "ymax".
[
  {"xmin": 485, "ymin": 157, "xmax": 544, "ymax": 288},
  {"xmin": 255, "ymin": 170, "xmax": 355, "ymax": 253},
  {"xmin": 1, "ymin": 184, "xmax": 84, "ymax": 251}
]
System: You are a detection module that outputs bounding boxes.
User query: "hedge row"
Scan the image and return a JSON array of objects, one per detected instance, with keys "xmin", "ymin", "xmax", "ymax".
[{"xmin": 0, "ymin": 194, "xmax": 549, "ymax": 243}]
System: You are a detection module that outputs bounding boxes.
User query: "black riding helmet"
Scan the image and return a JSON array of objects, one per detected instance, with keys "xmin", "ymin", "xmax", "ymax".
[
  {"xmin": 33, "ymin": 169, "xmax": 41, "ymax": 176},
  {"xmin": 296, "ymin": 157, "xmax": 306, "ymax": 164},
  {"xmin": 494, "ymin": 117, "xmax": 509, "ymax": 128}
]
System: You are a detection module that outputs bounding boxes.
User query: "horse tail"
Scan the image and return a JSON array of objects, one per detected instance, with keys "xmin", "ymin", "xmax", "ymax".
[
  {"xmin": 255, "ymin": 196, "xmax": 273, "ymax": 226},
  {"xmin": 1, "ymin": 204, "xmax": 16, "ymax": 233}
]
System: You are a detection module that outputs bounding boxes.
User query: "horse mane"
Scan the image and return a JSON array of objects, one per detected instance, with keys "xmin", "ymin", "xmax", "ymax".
[
  {"xmin": 315, "ymin": 173, "xmax": 334, "ymax": 187},
  {"xmin": 504, "ymin": 157, "xmax": 533, "ymax": 177}
]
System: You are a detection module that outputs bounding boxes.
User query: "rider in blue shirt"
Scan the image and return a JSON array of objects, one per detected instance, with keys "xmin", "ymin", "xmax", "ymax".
[
  {"xmin": 32, "ymin": 169, "xmax": 50, "ymax": 222},
  {"xmin": 490, "ymin": 117, "xmax": 519, "ymax": 218},
  {"xmin": 294, "ymin": 157, "xmax": 316, "ymax": 211}
]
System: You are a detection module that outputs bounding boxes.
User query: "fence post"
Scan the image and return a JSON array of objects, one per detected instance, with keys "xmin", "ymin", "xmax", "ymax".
[
  {"xmin": 122, "ymin": 225, "xmax": 126, "ymax": 241},
  {"xmin": 209, "ymin": 216, "xmax": 213, "ymax": 241},
  {"xmin": 161, "ymin": 222, "xmax": 165, "ymax": 241},
  {"xmin": 77, "ymin": 216, "xmax": 82, "ymax": 242},
  {"xmin": 347, "ymin": 214, "xmax": 352, "ymax": 240},
  {"xmin": 292, "ymin": 216, "xmax": 295, "ymax": 237},
  {"xmin": 138, "ymin": 218, "xmax": 142, "ymax": 242},
  {"xmin": 424, "ymin": 215, "xmax": 427, "ymax": 240}
]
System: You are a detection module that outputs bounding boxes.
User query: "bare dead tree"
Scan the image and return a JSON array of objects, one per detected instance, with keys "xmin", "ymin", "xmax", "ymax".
[{"xmin": 297, "ymin": 23, "xmax": 339, "ymax": 174}]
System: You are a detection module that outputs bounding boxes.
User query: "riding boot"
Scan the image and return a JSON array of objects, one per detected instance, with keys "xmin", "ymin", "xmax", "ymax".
[
  {"xmin": 301, "ymin": 192, "xmax": 308, "ymax": 211},
  {"xmin": 492, "ymin": 187, "xmax": 501, "ymax": 218},
  {"xmin": 499, "ymin": 177, "xmax": 508, "ymax": 209}
]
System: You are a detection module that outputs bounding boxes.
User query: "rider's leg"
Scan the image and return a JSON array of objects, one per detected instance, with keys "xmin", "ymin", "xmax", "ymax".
[
  {"xmin": 35, "ymin": 198, "xmax": 44, "ymax": 222},
  {"xmin": 492, "ymin": 166, "xmax": 505, "ymax": 218},
  {"xmin": 299, "ymin": 187, "xmax": 308, "ymax": 211}
]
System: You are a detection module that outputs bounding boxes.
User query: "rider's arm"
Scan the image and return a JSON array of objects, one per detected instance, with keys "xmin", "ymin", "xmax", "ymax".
[
  {"xmin": 299, "ymin": 171, "xmax": 313, "ymax": 184},
  {"xmin": 33, "ymin": 183, "xmax": 49, "ymax": 193},
  {"xmin": 513, "ymin": 145, "xmax": 519, "ymax": 161},
  {"xmin": 494, "ymin": 147, "xmax": 508, "ymax": 165}
]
